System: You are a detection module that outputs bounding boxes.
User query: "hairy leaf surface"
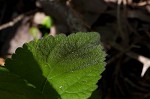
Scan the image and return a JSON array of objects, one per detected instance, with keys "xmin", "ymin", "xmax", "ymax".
[{"xmin": 5, "ymin": 32, "xmax": 106, "ymax": 99}]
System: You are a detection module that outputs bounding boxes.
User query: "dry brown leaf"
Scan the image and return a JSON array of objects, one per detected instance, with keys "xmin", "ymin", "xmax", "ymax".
[{"xmin": 0, "ymin": 58, "xmax": 5, "ymax": 66}]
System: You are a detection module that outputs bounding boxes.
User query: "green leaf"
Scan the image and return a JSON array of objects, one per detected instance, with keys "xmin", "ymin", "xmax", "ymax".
[
  {"xmin": 0, "ymin": 67, "xmax": 45, "ymax": 99},
  {"xmin": 42, "ymin": 16, "xmax": 53, "ymax": 28},
  {"xmin": 5, "ymin": 32, "xmax": 106, "ymax": 99},
  {"xmin": 29, "ymin": 27, "xmax": 40, "ymax": 39},
  {"xmin": 5, "ymin": 45, "xmax": 60, "ymax": 99}
]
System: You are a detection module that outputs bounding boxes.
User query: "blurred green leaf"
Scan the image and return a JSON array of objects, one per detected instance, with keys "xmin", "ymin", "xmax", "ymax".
[
  {"xmin": 42, "ymin": 16, "xmax": 53, "ymax": 28},
  {"xmin": 29, "ymin": 27, "xmax": 40, "ymax": 39}
]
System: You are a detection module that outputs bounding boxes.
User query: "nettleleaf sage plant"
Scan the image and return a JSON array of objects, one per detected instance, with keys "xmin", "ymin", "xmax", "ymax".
[{"xmin": 0, "ymin": 32, "xmax": 106, "ymax": 99}]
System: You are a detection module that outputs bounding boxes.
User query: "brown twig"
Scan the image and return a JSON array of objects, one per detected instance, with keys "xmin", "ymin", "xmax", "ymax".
[
  {"xmin": 117, "ymin": 0, "xmax": 129, "ymax": 45},
  {"xmin": 0, "ymin": 9, "xmax": 38, "ymax": 31},
  {"xmin": 0, "ymin": 15, "xmax": 24, "ymax": 30},
  {"xmin": 127, "ymin": 52, "xmax": 150, "ymax": 76},
  {"xmin": 111, "ymin": 42, "xmax": 150, "ymax": 77}
]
